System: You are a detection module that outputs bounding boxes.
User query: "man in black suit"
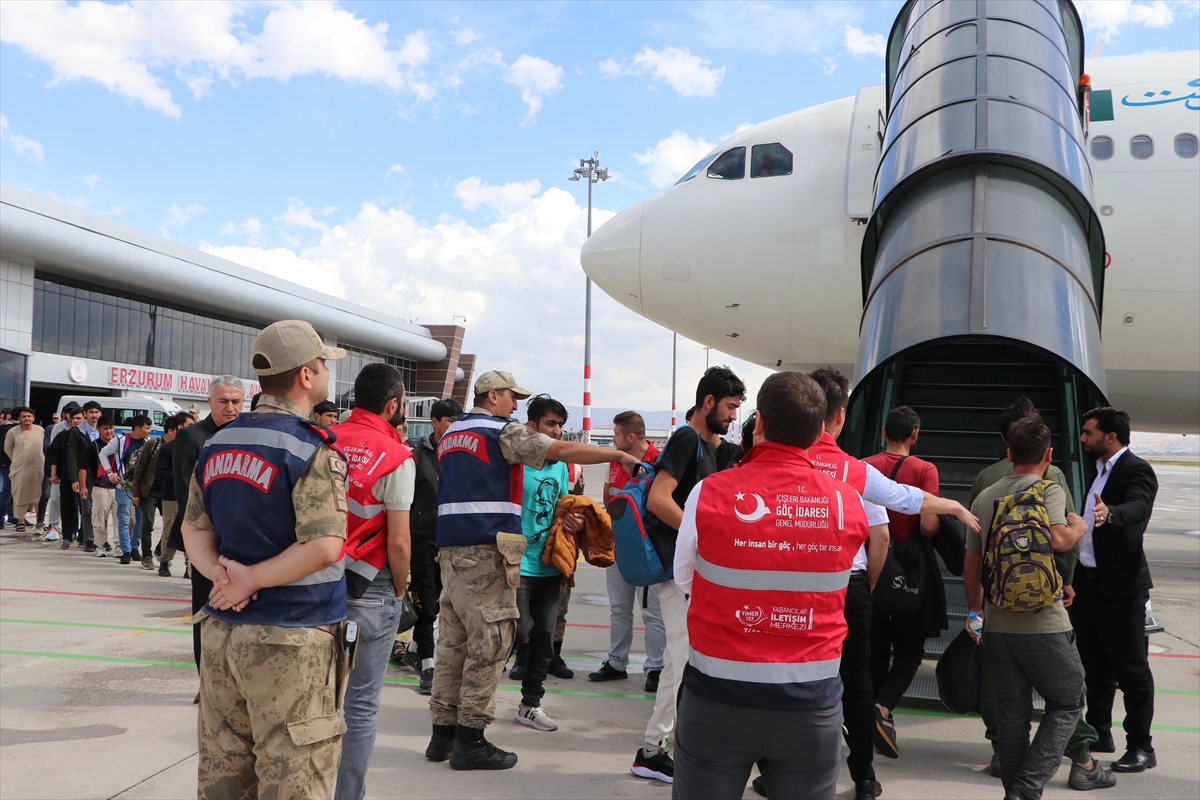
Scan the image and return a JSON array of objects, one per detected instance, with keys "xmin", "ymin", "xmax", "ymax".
[
  {"xmin": 167, "ymin": 377, "xmax": 246, "ymax": 671},
  {"xmin": 1069, "ymin": 407, "xmax": 1159, "ymax": 773}
]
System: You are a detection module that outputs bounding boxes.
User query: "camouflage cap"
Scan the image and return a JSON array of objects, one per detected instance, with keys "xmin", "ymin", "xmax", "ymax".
[
  {"xmin": 253, "ymin": 320, "xmax": 346, "ymax": 376},
  {"xmin": 474, "ymin": 370, "xmax": 531, "ymax": 400}
]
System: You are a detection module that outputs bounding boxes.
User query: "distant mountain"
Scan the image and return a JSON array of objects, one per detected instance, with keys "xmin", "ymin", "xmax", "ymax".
[
  {"xmin": 562, "ymin": 406, "xmax": 677, "ymax": 431},
  {"xmin": 1129, "ymin": 432, "xmax": 1200, "ymax": 457}
]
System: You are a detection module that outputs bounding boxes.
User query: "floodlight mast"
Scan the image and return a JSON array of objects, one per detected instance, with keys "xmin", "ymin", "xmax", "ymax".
[{"xmin": 569, "ymin": 152, "xmax": 609, "ymax": 443}]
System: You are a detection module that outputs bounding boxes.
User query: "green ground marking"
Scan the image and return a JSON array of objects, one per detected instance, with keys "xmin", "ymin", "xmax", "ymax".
[
  {"xmin": 0, "ymin": 649, "xmax": 194, "ymax": 668},
  {"xmin": 0, "ymin": 618, "xmax": 190, "ymax": 634}
]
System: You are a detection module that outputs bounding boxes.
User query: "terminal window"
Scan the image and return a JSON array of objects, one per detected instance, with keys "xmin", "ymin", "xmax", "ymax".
[
  {"xmin": 333, "ymin": 344, "xmax": 417, "ymax": 410},
  {"xmin": 0, "ymin": 350, "xmax": 27, "ymax": 410},
  {"xmin": 33, "ymin": 274, "xmax": 263, "ymax": 378}
]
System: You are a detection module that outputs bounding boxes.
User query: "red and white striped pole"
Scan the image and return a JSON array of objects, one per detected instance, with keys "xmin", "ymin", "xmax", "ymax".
[
  {"xmin": 670, "ymin": 332, "xmax": 677, "ymax": 433},
  {"xmin": 572, "ymin": 152, "xmax": 607, "ymax": 444}
]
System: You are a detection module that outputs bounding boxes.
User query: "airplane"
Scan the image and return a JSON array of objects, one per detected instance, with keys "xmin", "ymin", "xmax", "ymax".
[{"xmin": 581, "ymin": 49, "xmax": 1199, "ymax": 440}]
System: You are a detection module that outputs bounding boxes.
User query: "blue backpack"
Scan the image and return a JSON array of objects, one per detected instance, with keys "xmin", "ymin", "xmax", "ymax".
[{"xmin": 608, "ymin": 429, "xmax": 705, "ymax": 587}]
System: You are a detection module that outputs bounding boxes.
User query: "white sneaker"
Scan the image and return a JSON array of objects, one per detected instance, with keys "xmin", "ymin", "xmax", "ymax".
[
  {"xmin": 515, "ymin": 703, "xmax": 558, "ymax": 731},
  {"xmin": 95, "ymin": 547, "xmax": 107, "ymax": 557},
  {"xmin": 43, "ymin": 528, "xmax": 60, "ymax": 541}
]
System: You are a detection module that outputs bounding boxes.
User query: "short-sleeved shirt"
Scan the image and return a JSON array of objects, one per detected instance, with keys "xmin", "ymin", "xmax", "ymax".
[
  {"xmin": 479, "ymin": 407, "xmax": 554, "ymax": 469},
  {"xmin": 861, "ymin": 452, "xmax": 939, "ymax": 546},
  {"xmin": 521, "ymin": 461, "xmax": 569, "ymax": 578},
  {"xmin": 372, "ymin": 458, "xmax": 417, "ymax": 587},
  {"xmin": 184, "ymin": 395, "xmax": 348, "ymax": 545},
  {"xmin": 968, "ymin": 473, "xmax": 1071, "ymax": 634},
  {"xmin": 607, "ymin": 441, "xmax": 660, "ymax": 497},
  {"xmin": 647, "ymin": 425, "xmax": 719, "ymax": 569}
]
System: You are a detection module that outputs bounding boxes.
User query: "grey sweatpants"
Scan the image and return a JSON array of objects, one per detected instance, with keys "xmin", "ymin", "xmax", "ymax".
[
  {"xmin": 672, "ymin": 685, "xmax": 842, "ymax": 800},
  {"xmin": 986, "ymin": 630, "xmax": 1085, "ymax": 800}
]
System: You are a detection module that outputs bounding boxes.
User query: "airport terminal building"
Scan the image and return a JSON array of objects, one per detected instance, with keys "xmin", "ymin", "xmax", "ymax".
[{"xmin": 0, "ymin": 183, "xmax": 475, "ymax": 420}]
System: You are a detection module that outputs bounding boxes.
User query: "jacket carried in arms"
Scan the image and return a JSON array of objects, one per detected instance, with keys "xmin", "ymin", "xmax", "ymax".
[{"xmin": 542, "ymin": 493, "xmax": 615, "ymax": 585}]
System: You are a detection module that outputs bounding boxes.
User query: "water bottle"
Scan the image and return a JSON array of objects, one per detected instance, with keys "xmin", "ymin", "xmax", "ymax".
[{"xmin": 968, "ymin": 611, "xmax": 983, "ymax": 641}]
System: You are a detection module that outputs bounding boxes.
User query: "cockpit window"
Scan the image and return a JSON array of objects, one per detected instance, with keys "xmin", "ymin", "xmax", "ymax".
[
  {"xmin": 707, "ymin": 147, "xmax": 746, "ymax": 180},
  {"xmin": 1175, "ymin": 133, "xmax": 1198, "ymax": 159},
  {"xmin": 750, "ymin": 143, "xmax": 793, "ymax": 178},
  {"xmin": 1130, "ymin": 135, "xmax": 1153, "ymax": 159},
  {"xmin": 676, "ymin": 151, "xmax": 718, "ymax": 185},
  {"xmin": 1090, "ymin": 136, "xmax": 1113, "ymax": 160}
]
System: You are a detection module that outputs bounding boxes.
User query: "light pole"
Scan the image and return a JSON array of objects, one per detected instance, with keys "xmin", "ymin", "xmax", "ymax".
[
  {"xmin": 671, "ymin": 332, "xmax": 677, "ymax": 433},
  {"xmin": 569, "ymin": 151, "xmax": 609, "ymax": 444}
]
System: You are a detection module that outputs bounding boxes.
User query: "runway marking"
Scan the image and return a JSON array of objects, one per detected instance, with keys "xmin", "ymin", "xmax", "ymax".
[
  {"xmin": 1, "ymin": 648, "xmax": 1196, "ymax": 723},
  {"xmin": 0, "ymin": 650, "xmax": 193, "ymax": 668},
  {"xmin": 0, "ymin": 588, "xmax": 189, "ymax": 603},
  {"xmin": 0, "ymin": 618, "xmax": 191, "ymax": 634},
  {"xmin": 1149, "ymin": 653, "xmax": 1200, "ymax": 659}
]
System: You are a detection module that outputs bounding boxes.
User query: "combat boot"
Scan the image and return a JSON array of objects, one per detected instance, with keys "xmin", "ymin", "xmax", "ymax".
[
  {"xmin": 509, "ymin": 642, "xmax": 529, "ymax": 681},
  {"xmin": 548, "ymin": 640, "xmax": 573, "ymax": 679},
  {"xmin": 449, "ymin": 725, "xmax": 518, "ymax": 771},
  {"xmin": 425, "ymin": 724, "xmax": 456, "ymax": 762}
]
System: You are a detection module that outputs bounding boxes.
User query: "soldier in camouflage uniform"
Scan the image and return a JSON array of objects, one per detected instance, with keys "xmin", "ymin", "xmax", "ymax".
[
  {"xmin": 182, "ymin": 320, "xmax": 350, "ymax": 800},
  {"xmin": 426, "ymin": 371, "xmax": 640, "ymax": 770}
]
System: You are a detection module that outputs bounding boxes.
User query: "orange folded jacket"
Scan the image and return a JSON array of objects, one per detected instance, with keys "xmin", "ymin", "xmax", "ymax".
[{"xmin": 541, "ymin": 493, "xmax": 614, "ymax": 586}]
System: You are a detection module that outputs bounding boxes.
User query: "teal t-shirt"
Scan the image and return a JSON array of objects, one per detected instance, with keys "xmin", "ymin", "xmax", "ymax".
[{"xmin": 521, "ymin": 461, "xmax": 568, "ymax": 578}]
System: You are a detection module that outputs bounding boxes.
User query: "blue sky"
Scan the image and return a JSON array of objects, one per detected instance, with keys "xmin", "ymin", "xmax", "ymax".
[{"xmin": 2, "ymin": 0, "xmax": 1197, "ymax": 417}]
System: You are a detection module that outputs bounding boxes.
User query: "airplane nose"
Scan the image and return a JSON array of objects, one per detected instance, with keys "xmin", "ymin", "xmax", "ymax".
[{"xmin": 581, "ymin": 201, "xmax": 642, "ymax": 313}]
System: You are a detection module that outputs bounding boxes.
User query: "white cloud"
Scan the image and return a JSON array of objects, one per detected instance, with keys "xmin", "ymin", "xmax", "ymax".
[
  {"xmin": 1077, "ymin": 0, "xmax": 1182, "ymax": 38},
  {"xmin": 505, "ymin": 54, "xmax": 563, "ymax": 125},
  {"xmin": 387, "ymin": 164, "xmax": 405, "ymax": 176},
  {"xmin": 162, "ymin": 201, "xmax": 208, "ymax": 233},
  {"xmin": 452, "ymin": 28, "xmax": 481, "ymax": 45},
  {"xmin": 844, "ymin": 25, "xmax": 886, "ymax": 59},
  {"xmin": 0, "ymin": 114, "xmax": 44, "ymax": 163},
  {"xmin": 0, "ymin": 1, "xmax": 434, "ymax": 118},
  {"xmin": 78, "ymin": 173, "xmax": 101, "ymax": 190},
  {"xmin": 684, "ymin": 2, "xmax": 866, "ymax": 57},
  {"xmin": 197, "ymin": 183, "xmax": 774, "ymax": 413},
  {"xmin": 635, "ymin": 130, "xmax": 716, "ymax": 189},
  {"xmin": 277, "ymin": 198, "xmax": 332, "ymax": 232},
  {"xmin": 602, "ymin": 46, "xmax": 725, "ymax": 97},
  {"xmin": 219, "ymin": 216, "xmax": 263, "ymax": 237}
]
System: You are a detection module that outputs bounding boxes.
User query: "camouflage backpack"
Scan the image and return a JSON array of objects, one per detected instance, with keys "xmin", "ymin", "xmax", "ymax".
[{"xmin": 984, "ymin": 479, "xmax": 1062, "ymax": 611}]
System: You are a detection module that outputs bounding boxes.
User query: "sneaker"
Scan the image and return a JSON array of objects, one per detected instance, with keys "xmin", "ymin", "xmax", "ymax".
[
  {"xmin": 35, "ymin": 523, "xmax": 45, "ymax": 532},
  {"xmin": 141, "ymin": 557, "xmax": 155, "ymax": 570},
  {"xmin": 515, "ymin": 703, "xmax": 558, "ymax": 731},
  {"xmin": 1068, "ymin": 760, "xmax": 1118, "ymax": 790},
  {"xmin": 119, "ymin": 552, "xmax": 132, "ymax": 565},
  {"xmin": 874, "ymin": 708, "xmax": 899, "ymax": 759},
  {"xmin": 43, "ymin": 528, "xmax": 60, "ymax": 541},
  {"xmin": 449, "ymin": 736, "xmax": 518, "ymax": 771},
  {"xmin": 588, "ymin": 660, "xmax": 628, "ymax": 682},
  {"xmin": 644, "ymin": 669, "xmax": 661, "ymax": 693},
  {"xmin": 158, "ymin": 563, "xmax": 172, "ymax": 577},
  {"xmin": 631, "ymin": 746, "xmax": 674, "ymax": 783},
  {"xmin": 418, "ymin": 668, "xmax": 433, "ymax": 695},
  {"xmin": 94, "ymin": 548, "xmax": 107, "ymax": 558}
]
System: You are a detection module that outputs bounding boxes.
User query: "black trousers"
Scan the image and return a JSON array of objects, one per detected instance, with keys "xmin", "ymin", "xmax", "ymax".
[
  {"xmin": 191, "ymin": 567, "xmax": 213, "ymax": 672},
  {"xmin": 839, "ymin": 570, "xmax": 875, "ymax": 783},
  {"xmin": 515, "ymin": 574, "xmax": 560, "ymax": 707},
  {"xmin": 37, "ymin": 474, "xmax": 50, "ymax": 525},
  {"xmin": 1068, "ymin": 568, "xmax": 1155, "ymax": 750},
  {"xmin": 139, "ymin": 492, "xmax": 160, "ymax": 553},
  {"xmin": 870, "ymin": 606, "xmax": 927, "ymax": 711},
  {"xmin": 60, "ymin": 484, "xmax": 80, "ymax": 542},
  {"xmin": 673, "ymin": 687, "xmax": 842, "ymax": 800},
  {"xmin": 408, "ymin": 535, "xmax": 441, "ymax": 660}
]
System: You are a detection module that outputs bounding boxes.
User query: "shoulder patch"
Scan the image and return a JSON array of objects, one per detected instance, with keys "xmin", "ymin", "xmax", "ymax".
[{"xmin": 329, "ymin": 455, "xmax": 348, "ymax": 477}]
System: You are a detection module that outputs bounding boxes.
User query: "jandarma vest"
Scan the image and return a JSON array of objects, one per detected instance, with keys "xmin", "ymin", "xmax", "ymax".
[
  {"xmin": 806, "ymin": 431, "xmax": 867, "ymax": 494},
  {"xmin": 436, "ymin": 412, "xmax": 523, "ymax": 547},
  {"xmin": 338, "ymin": 408, "xmax": 413, "ymax": 597},
  {"xmin": 198, "ymin": 413, "xmax": 346, "ymax": 627},
  {"xmin": 687, "ymin": 442, "xmax": 869, "ymax": 706}
]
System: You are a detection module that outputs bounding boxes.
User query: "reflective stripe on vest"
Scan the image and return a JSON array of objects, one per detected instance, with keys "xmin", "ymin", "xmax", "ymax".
[
  {"xmin": 686, "ymin": 442, "xmax": 869, "ymax": 693},
  {"xmin": 436, "ymin": 412, "xmax": 523, "ymax": 547}
]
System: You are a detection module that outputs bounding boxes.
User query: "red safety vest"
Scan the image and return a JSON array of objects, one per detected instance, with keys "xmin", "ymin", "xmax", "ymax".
[
  {"xmin": 688, "ymin": 441, "xmax": 869, "ymax": 687},
  {"xmin": 807, "ymin": 431, "xmax": 867, "ymax": 494},
  {"xmin": 338, "ymin": 408, "xmax": 413, "ymax": 597}
]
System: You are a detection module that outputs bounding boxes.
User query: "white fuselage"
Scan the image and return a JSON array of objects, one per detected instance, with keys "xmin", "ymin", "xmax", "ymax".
[{"xmin": 582, "ymin": 51, "xmax": 1199, "ymax": 432}]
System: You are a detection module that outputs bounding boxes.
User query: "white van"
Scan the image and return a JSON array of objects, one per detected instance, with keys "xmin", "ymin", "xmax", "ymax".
[{"xmin": 56, "ymin": 395, "xmax": 185, "ymax": 436}]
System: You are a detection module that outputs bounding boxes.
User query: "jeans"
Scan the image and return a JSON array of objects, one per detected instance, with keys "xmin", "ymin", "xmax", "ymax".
[
  {"xmin": 981, "ymin": 658, "xmax": 1098, "ymax": 764},
  {"xmin": 672, "ymin": 687, "xmax": 842, "ymax": 800},
  {"xmin": 336, "ymin": 585, "xmax": 401, "ymax": 800},
  {"xmin": 840, "ymin": 571, "xmax": 876, "ymax": 782},
  {"xmin": 870, "ymin": 606, "xmax": 927, "ymax": 711},
  {"xmin": 0, "ymin": 467, "xmax": 10, "ymax": 524},
  {"xmin": 115, "ymin": 487, "xmax": 144, "ymax": 554},
  {"xmin": 516, "ymin": 575, "xmax": 561, "ymax": 707},
  {"xmin": 986, "ymin": 631, "xmax": 1085, "ymax": 800},
  {"xmin": 605, "ymin": 564, "xmax": 665, "ymax": 672}
]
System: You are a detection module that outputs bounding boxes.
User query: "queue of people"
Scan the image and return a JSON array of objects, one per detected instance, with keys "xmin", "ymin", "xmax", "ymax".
[{"xmin": 9, "ymin": 314, "xmax": 1161, "ymax": 800}]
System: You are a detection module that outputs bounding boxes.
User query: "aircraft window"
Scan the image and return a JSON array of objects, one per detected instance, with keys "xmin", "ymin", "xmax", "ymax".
[
  {"xmin": 1175, "ymin": 133, "xmax": 1198, "ymax": 159},
  {"xmin": 1130, "ymin": 135, "xmax": 1153, "ymax": 159},
  {"xmin": 676, "ymin": 152, "xmax": 716, "ymax": 184},
  {"xmin": 750, "ymin": 143, "xmax": 793, "ymax": 178},
  {"xmin": 707, "ymin": 147, "xmax": 746, "ymax": 180},
  {"xmin": 1090, "ymin": 136, "xmax": 1113, "ymax": 160}
]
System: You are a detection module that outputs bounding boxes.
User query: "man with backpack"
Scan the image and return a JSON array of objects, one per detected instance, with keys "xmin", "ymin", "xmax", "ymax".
[
  {"xmin": 631, "ymin": 366, "xmax": 745, "ymax": 784},
  {"xmin": 964, "ymin": 416, "xmax": 1089, "ymax": 800},
  {"xmin": 592, "ymin": 411, "xmax": 665, "ymax": 692}
]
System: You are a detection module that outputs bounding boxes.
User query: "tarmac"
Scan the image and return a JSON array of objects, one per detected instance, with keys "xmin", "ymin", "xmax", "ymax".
[{"xmin": 1, "ymin": 464, "xmax": 1196, "ymax": 800}]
